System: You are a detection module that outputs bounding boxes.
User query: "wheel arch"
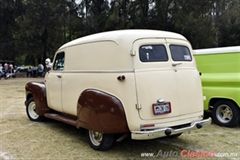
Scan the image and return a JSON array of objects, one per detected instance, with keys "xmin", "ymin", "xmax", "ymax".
[
  {"xmin": 208, "ymin": 97, "xmax": 239, "ymax": 111},
  {"xmin": 76, "ymin": 89, "xmax": 130, "ymax": 134},
  {"xmin": 25, "ymin": 82, "xmax": 51, "ymax": 115},
  {"xmin": 26, "ymin": 92, "xmax": 33, "ymax": 101}
]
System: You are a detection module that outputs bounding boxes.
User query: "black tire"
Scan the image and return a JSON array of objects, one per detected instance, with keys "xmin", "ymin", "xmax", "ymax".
[
  {"xmin": 86, "ymin": 129, "xmax": 114, "ymax": 151},
  {"xmin": 212, "ymin": 100, "xmax": 240, "ymax": 127},
  {"xmin": 26, "ymin": 97, "xmax": 45, "ymax": 122}
]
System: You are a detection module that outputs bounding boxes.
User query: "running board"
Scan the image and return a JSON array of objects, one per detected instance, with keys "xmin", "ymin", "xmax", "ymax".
[{"xmin": 44, "ymin": 113, "xmax": 77, "ymax": 126}]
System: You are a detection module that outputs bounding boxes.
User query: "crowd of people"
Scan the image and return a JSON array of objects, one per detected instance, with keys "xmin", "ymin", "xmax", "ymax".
[
  {"xmin": 26, "ymin": 64, "xmax": 44, "ymax": 78},
  {"xmin": 0, "ymin": 58, "xmax": 52, "ymax": 80},
  {"xmin": 0, "ymin": 63, "xmax": 14, "ymax": 79},
  {"xmin": 0, "ymin": 63, "xmax": 45, "ymax": 80}
]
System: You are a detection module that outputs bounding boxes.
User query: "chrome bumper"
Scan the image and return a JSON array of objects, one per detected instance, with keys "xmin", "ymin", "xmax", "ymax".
[{"xmin": 131, "ymin": 118, "xmax": 212, "ymax": 140}]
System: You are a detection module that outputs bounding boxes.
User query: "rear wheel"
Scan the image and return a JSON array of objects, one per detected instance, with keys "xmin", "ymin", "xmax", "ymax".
[
  {"xmin": 86, "ymin": 129, "xmax": 114, "ymax": 151},
  {"xmin": 212, "ymin": 100, "xmax": 240, "ymax": 127},
  {"xmin": 26, "ymin": 97, "xmax": 45, "ymax": 121}
]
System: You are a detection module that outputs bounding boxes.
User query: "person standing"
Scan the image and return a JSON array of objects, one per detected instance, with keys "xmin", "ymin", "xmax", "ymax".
[
  {"xmin": 32, "ymin": 66, "xmax": 37, "ymax": 77},
  {"xmin": 0, "ymin": 63, "xmax": 3, "ymax": 79},
  {"xmin": 27, "ymin": 67, "xmax": 32, "ymax": 77},
  {"xmin": 45, "ymin": 58, "xmax": 52, "ymax": 71},
  {"xmin": 38, "ymin": 64, "xmax": 44, "ymax": 77},
  {"xmin": 7, "ymin": 64, "xmax": 14, "ymax": 78},
  {"xmin": 2, "ymin": 63, "xmax": 8, "ymax": 78}
]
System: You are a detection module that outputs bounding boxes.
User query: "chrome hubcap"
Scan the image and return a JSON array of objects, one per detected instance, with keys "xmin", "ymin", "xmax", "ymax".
[
  {"xmin": 89, "ymin": 130, "xmax": 103, "ymax": 146},
  {"xmin": 28, "ymin": 101, "xmax": 39, "ymax": 119},
  {"xmin": 216, "ymin": 104, "xmax": 233, "ymax": 123}
]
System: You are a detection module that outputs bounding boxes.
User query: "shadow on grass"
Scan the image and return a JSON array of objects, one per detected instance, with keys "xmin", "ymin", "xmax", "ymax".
[
  {"xmin": 33, "ymin": 116, "xmax": 240, "ymax": 160},
  {"xmin": 39, "ymin": 119, "xmax": 198, "ymax": 157}
]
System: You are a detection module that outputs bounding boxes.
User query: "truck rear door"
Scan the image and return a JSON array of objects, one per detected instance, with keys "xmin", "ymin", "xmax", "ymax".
[
  {"xmin": 166, "ymin": 38, "xmax": 203, "ymax": 115},
  {"xmin": 133, "ymin": 39, "xmax": 180, "ymax": 120},
  {"xmin": 133, "ymin": 38, "xmax": 203, "ymax": 120}
]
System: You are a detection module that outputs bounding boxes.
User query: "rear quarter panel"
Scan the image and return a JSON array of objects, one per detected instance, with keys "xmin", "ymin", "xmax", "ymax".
[{"xmin": 76, "ymin": 89, "xmax": 130, "ymax": 134}]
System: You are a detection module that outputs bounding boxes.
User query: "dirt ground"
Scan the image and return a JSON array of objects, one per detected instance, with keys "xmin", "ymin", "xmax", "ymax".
[{"xmin": 0, "ymin": 78, "xmax": 240, "ymax": 160}]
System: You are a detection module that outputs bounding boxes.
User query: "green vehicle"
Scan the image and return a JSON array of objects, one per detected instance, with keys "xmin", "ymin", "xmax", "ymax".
[{"xmin": 194, "ymin": 46, "xmax": 240, "ymax": 127}]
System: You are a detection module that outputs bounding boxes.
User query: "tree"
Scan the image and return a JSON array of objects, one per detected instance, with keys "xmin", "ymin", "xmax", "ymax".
[
  {"xmin": 78, "ymin": 0, "xmax": 110, "ymax": 34},
  {"xmin": 1, "ymin": 0, "xmax": 240, "ymax": 65},
  {"xmin": 170, "ymin": 0, "xmax": 216, "ymax": 48},
  {"xmin": 217, "ymin": 0, "xmax": 240, "ymax": 46},
  {"xmin": 126, "ymin": 0, "xmax": 153, "ymax": 29},
  {"xmin": 148, "ymin": 0, "xmax": 174, "ymax": 30},
  {"xmin": 0, "ymin": 0, "xmax": 24, "ymax": 62},
  {"xmin": 19, "ymin": 0, "xmax": 82, "ymax": 65}
]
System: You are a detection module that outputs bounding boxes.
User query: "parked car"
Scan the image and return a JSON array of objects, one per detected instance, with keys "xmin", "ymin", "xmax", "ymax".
[
  {"xmin": 15, "ymin": 65, "xmax": 34, "ymax": 73},
  {"xmin": 25, "ymin": 30, "xmax": 211, "ymax": 150},
  {"xmin": 15, "ymin": 65, "xmax": 25, "ymax": 72},
  {"xmin": 194, "ymin": 46, "xmax": 240, "ymax": 127}
]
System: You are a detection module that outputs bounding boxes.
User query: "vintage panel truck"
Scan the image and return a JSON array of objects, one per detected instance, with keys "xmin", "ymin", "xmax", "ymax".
[{"xmin": 25, "ymin": 30, "xmax": 211, "ymax": 150}]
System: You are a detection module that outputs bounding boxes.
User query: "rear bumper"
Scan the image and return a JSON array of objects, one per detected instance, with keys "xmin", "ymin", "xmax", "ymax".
[{"xmin": 131, "ymin": 118, "xmax": 211, "ymax": 140}]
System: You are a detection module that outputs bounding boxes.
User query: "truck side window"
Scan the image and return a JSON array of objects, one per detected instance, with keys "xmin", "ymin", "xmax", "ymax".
[
  {"xmin": 170, "ymin": 45, "xmax": 192, "ymax": 61},
  {"xmin": 53, "ymin": 52, "xmax": 65, "ymax": 71},
  {"xmin": 139, "ymin": 45, "xmax": 168, "ymax": 62}
]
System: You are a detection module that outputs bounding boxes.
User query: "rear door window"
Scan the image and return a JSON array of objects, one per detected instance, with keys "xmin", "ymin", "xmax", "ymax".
[
  {"xmin": 139, "ymin": 45, "xmax": 168, "ymax": 62},
  {"xmin": 170, "ymin": 45, "xmax": 192, "ymax": 61}
]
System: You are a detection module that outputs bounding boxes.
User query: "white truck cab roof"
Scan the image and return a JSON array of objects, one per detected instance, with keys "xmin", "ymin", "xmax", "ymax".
[{"xmin": 59, "ymin": 29, "xmax": 187, "ymax": 50}]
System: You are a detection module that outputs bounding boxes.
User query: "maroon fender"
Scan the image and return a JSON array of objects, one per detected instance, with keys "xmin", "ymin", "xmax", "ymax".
[
  {"xmin": 25, "ymin": 82, "xmax": 51, "ymax": 115},
  {"xmin": 76, "ymin": 89, "xmax": 130, "ymax": 134}
]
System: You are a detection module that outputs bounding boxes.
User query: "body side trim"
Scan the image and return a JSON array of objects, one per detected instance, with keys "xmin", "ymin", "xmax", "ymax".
[
  {"xmin": 194, "ymin": 46, "xmax": 240, "ymax": 55},
  {"xmin": 57, "ymin": 70, "xmax": 134, "ymax": 74}
]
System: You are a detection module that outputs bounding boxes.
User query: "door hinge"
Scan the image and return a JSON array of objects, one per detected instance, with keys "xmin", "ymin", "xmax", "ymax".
[{"xmin": 136, "ymin": 104, "xmax": 142, "ymax": 110}]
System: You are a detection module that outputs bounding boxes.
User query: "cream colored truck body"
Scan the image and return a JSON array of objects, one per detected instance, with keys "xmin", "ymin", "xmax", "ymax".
[
  {"xmin": 25, "ymin": 30, "xmax": 211, "ymax": 150},
  {"xmin": 46, "ymin": 29, "xmax": 210, "ymax": 136}
]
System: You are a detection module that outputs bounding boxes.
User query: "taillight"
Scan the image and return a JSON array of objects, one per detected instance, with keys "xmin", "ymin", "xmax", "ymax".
[
  {"xmin": 141, "ymin": 124, "xmax": 155, "ymax": 128},
  {"xmin": 141, "ymin": 124, "xmax": 155, "ymax": 130}
]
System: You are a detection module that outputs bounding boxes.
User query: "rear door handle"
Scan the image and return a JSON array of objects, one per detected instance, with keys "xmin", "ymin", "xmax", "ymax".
[
  {"xmin": 172, "ymin": 62, "xmax": 182, "ymax": 66},
  {"xmin": 57, "ymin": 75, "xmax": 62, "ymax": 78}
]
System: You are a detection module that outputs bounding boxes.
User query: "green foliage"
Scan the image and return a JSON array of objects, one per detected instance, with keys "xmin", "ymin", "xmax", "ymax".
[
  {"xmin": 170, "ymin": 0, "xmax": 216, "ymax": 48},
  {"xmin": 0, "ymin": 0, "xmax": 22, "ymax": 62},
  {"xmin": 217, "ymin": 0, "xmax": 240, "ymax": 46},
  {"xmin": 0, "ymin": 0, "xmax": 239, "ymax": 65}
]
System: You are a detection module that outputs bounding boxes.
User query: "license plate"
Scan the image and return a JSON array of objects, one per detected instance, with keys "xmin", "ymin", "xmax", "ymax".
[{"xmin": 152, "ymin": 102, "xmax": 171, "ymax": 115}]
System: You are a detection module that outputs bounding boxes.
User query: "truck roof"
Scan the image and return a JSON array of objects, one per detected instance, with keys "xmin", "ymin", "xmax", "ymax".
[
  {"xmin": 58, "ymin": 29, "xmax": 186, "ymax": 50},
  {"xmin": 194, "ymin": 46, "xmax": 240, "ymax": 55}
]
